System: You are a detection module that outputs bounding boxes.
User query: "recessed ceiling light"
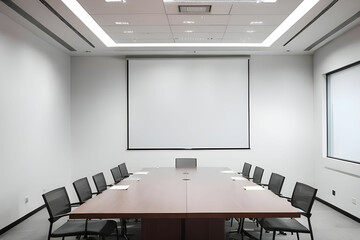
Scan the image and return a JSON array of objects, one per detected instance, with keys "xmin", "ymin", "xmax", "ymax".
[
  {"xmin": 115, "ymin": 21, "xmax": 129, "ymax": 25},
  {"xmin": 246, "ymin": 30, "xmax": 255, "ymax": 33},
  {"xmin": 183, "ymin": 21, "xmax": 195, "ymax": 24},
  {"xmin": 250, "ymin": 21, "xmax": 263, "ymax": 25},
  {"xmin": 123, "ymin": 30, "xmax": 134, "ymax": 34},
  {"xmin": 185, "ymin": 30, "xmax": 194, "ymax": 33},
  {"xmin": 63, "ymin": 0, "xmax": 318, "ymax": 48}
]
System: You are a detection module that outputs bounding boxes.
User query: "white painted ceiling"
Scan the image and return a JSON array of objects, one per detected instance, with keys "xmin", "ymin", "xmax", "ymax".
[{"xmin": 0, "ymin": 0, "xmax": 359, "ymax": 55}]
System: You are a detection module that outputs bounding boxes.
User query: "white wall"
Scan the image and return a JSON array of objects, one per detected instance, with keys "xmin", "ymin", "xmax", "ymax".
[
  {"xmin": 0, "ymin": 12, "xmax": 71, "ymax": 229},
  {"xmin": 313, "ymin": 24, "xmax": 360, "ymax": 218},
  {"xmin": 71, "ymin": 55, "xmax": 314, "ymax": 197}
]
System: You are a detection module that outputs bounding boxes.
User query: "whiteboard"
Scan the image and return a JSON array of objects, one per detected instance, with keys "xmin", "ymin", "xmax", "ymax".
[
  {"xmin": 127, "ymin": 57, "xmax": 249, "ymax": 150},
  {"xmin": 327, "ymin": 62, "xmax": 360, "ymax": 163}
]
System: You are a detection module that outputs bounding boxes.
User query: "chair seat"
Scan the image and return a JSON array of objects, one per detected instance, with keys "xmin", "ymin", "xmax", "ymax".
[
  {"xmin": 52, "ymin": 219, "xmax": 117, "ymax": 237},
  {"xmin": 260, "ymin": 218, "xmax": 310, "ymax": 233}
]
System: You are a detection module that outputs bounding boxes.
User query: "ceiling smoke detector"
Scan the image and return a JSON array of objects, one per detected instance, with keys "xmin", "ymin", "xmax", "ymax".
[{"xmin": 178, "ymin": 5, "xmax": 211, "ymax": 13}]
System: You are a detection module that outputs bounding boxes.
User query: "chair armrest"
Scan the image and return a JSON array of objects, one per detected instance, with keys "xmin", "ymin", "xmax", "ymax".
[
  {"xmin": 107, "ymin": 184, "xmax": 113, "ymax": 187},
  {"xmin": 261, "ymin": 183, "xmax": 269, "ymax": 187},
  {"xmin": 71, "ymin": 202, "xmax": 81, "ymax": 207},
  {"xmin": 280, "ymin": 195, "xmax": 291, "ymax": 201}
]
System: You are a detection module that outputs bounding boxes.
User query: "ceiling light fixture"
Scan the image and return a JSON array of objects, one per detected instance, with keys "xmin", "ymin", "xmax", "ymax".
[
  {"xmin": 183, "ymin": 21, "xmax": 195, "ymax": 24},
  {"xmin": 185, "ymin": 30, "xmax": 194, "ymax": 33},
  {"xmin": 250, "ymin": 21, "xmax": 263, "ymax": 25},
  {"xmin": 246, "ymin": 30, "xmax": 255, "ymax": 33},
  {"xmin": 123, "ymin": 30, "xmax": 134, "ymax": 33},
  {"xmin": 115, "ymin": 21, "xmax": 129, "ymax": 25},
  {"xmin": 62, "ymin": 0, "xmax": 319, "ymax": 48}
]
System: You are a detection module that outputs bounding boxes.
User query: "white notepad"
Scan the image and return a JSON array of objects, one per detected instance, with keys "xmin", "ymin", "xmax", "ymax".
[
  {"xmin": 133, "ymin": 171, "xmax": 149, "ymax": 175},
  {"xmin": 221, "ymin": 170, "xmax": 236, "ymax": 174},
  {"xmin": 231, "ymin": 176, "xmax": 247, "ymax": 181},
  {"xmin": 243, "ymin": 186, "xmax": 264, "ymax": 190},
  {"xmin": 124, "ymin": 177, "xmax": 141, "ymax": 181},
  {"xmin": 110, "ymin": 185, "xmax": 129, "ymax": 190}
]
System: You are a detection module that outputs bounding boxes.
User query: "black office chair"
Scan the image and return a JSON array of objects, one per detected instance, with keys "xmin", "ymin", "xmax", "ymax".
[
  {"xmin": 42, "ymin": 187, "xmax": 119, "ymax": 240},
  {"xmin": 249, "ymin": 166, "xmax": 264, "ymax": 185},
  {"xmin": 175, "ymin": 158, "xmax": 197, "ymax": 168},
  {"xmin": 119, "ymin": 162, "xmax": 131, "ymax": 178},
  {"xmin": 73, "ymin": 177, "xmax": 96, "ymax": 204},
  {"xmin": 110, "ymin": 166, "xmax": 123, "ymax": 184},
  {"xmin": 263, "ymin": 173, "xmax": 285, "ymax": 196},
  {"xmin": 92, "ymin": 172, "xmax": 112, "ymax": 194},
  {"xmin": 238, "ymin": 162, "xmax": 252, "ymax": 178},
  {"xmin": 258, "ymin": 182, "xmax": 318, "ymax": 240}
]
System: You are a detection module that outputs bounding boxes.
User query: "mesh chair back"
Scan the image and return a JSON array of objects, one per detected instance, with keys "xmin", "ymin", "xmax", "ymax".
[
  {"xmin": 92, "ymin": 172, "xmax": 108, "ymax": 193},
  {"xmin": 252, "ymin": 166, "xmax": 264, "ymax": 185},
  {"xmin": 119, "ymin": 163, "xmax": 129, "ymax": 178},
  {"xmin": 268, "ymin": 173, "xmax": 285, "ymax": 196},
  {"xmin": 42, "ymin": 187, "xmax": 71, "ymax": 222},
  {"xmin": 291, "ymin": 182, "xmax": 318, "ymax": 217},
  {"xmin": 110, "ymin": 167, "xmax": 122, "ymax": 183},
  {"xmin": 73, "ymin": 177, "xmax": 93, "ymax": 203},
  {"xmin": 242, "ymin": 162, "xmax": 252, "ymax": 178},
  {"xmin": 175, "ymin": 158, "xmax": 197, "ymax": 168}
]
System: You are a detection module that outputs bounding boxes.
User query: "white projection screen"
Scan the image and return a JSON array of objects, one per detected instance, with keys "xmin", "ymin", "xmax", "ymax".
[
  {"xmin": 127, "ymin": 57, "xmax": 249, "ymax": 150},
  {"xmin": 327, "ymin": 61, "xmax": 360, "ymax": 163}
]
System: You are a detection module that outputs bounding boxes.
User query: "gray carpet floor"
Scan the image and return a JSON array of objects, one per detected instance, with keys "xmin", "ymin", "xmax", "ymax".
[{"xmin": 1, "ymin": 201, "xmax": 359, "ymax": 240}]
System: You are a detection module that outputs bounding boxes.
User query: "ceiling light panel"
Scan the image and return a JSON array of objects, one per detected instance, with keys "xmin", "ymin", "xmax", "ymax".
[
  {"xmin": 171, "ymin": 25, "xmax": 227, "ymax": 33},
  {"xmin": 92, "ymin": 14, "xmax": 169, "ymax": 26},
  {"xmin": 228, "ymin": 14, "xmax": 287, "ymax": 26},
  {"xmin": 226, "ymin": 25, "xmax": 277, "ymax": 33},
  {"xmin": 168, "ymin": 15, "xmax": 230, "ymax": 25},
  {"xmin": 78, "ymin": 0, "xmax": 165, "ymax": 14},
  {"xmin": 103, "ymin": 26, "xmax": 172, "ymax": 33},
  {"xmin": 230, "ymin": 0, "xmax": 302, "ymax": 15}
]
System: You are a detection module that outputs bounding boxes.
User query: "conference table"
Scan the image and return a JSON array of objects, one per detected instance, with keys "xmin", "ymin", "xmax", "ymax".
[{"xmin": 69, "ymin": 167, "xmax": 300, "ymax": 240}]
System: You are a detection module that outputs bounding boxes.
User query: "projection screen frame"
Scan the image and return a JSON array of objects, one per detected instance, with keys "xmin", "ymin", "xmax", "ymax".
[
  {"xmin": 326, "ymin": 60, "xmax": 360, "ymax": 164},
  {"xmin": 126, "ymin": 56, "xmax": 251, "ymax": 150}
]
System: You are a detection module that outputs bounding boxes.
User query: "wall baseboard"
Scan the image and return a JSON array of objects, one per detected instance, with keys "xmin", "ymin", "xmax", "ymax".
[
  {"xmin": 0, "ymin": 205, "xmax": 45, "ymax": 235},
  {"xmin": 316, "ymin": 197, "xmax": 360, "ymax": 223}
]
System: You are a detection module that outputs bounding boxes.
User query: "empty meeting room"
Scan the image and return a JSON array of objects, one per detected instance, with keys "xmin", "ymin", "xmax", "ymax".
[{"xmin": 0, "ymin": 0, "xmax": 360, "ymax": 240}]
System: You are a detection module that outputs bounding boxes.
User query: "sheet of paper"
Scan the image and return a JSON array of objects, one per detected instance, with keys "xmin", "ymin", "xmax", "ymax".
[
  {"xmin": 231, "ymin": 176, "xmax": 247, "ymax": 181},
  {"xmin": 110, "ymin": 185, "xmax": 129, "ymax": 190},
  {"xmin": 124, "ymin": 177, "xmax": 141, "ymax": 181},
  {"xmin": 133, "ymin": 171, "xmax": 149, "ymax": 175},
  {"xmin": 221, "ymin": 170, "xmax": 236, "ymax": 174},
  {"xmin": 243, "ymin": 186, "xmax": 264, "ymax": 190}
]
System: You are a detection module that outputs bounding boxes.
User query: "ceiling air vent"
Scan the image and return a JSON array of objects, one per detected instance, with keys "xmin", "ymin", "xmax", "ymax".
[{"xmin": 178, "ymin": 5, "xmax": 211, "ymax": 13}]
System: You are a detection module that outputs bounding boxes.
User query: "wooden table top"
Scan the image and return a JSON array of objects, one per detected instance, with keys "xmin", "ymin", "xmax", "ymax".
[{"xmin": 69, "ymin": 167, "xmax": 300, "ymax": 219}]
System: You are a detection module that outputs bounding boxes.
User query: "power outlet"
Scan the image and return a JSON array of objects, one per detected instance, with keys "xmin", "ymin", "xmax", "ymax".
[
  {"xmin": 352, "ymin": 198, "xmax": 357, "ymax": 205},
  {"xmin": 332, "ymin": 190, "xmax": 336, "ymax": 196},
  {"xmin": 25, "ymin": 196, "xmax": 29, "ymax": 204}
]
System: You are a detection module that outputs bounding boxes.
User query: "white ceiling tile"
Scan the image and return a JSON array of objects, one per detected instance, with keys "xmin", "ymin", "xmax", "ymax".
[
  {"xmin": 226, "ymin": 25, "xmax": 276, "ymax": 33},
  {"xmin": 173, "ymin": 32, "xmax": 224, "ymax": 39},
  {"xmin": 104, "ymin": 26, "xmax": 171, "ymax": 33},
  {"xmin": 230, "ymin": 0, "xmax": 302, "ymax": 15},
  {"xmin": 92, "ymin": 14, "xmax": 169, "ymax": 26},
  {"xmin": 111, "ymin": 32, "xmax": 174, "ymax": 40},
  {"xmin": 223, "ymin": 32, "xmax": 269, "ymax": 43},
  {"xmin": 78, "ymin": 0, "xmax": 166, "ymax": 14},
  {"xmin": 228, "ymin": 14, "xmax": 287, "ymax": 26},
  {"xmin": 168, "ymin": 15, "xmax": 230, "ymax": 25},
  {"xmin": 171, "ymin": 25, "xmax": 227, "ymax": 33}
]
